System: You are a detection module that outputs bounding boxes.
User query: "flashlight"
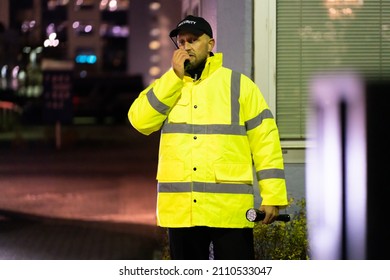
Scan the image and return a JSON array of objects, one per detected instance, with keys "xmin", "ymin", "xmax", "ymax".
[{"xmin": 246, "ymin": 208, "xmax": 291, "ymax": 222}]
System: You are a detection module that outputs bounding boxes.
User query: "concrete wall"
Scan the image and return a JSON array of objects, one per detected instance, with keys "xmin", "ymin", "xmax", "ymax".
[{"xmin": 202, "ymin": 0, "xmax": 253, "ymax": 78}]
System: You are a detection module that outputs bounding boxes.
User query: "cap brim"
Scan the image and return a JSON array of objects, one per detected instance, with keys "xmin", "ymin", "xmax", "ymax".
[{"xmin": 169, "ymin": 27, "xmax": 204, "ymax": 38}]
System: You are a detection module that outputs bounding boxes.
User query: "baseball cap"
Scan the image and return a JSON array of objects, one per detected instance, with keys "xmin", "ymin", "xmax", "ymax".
[{"xmin": 169, "ymin": 15, "xmax": 213, "ymax": 38}]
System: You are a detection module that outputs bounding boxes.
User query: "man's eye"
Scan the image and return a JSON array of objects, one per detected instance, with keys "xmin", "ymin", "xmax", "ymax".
[{"xmin": 177, "ymin": 37, "xmax": 197, "ymax": 46}]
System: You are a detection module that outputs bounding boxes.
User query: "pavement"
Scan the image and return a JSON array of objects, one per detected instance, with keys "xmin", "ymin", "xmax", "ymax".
[{"xmin": 0, "ymin": 124, "xmax": 168, "ymax": 260}]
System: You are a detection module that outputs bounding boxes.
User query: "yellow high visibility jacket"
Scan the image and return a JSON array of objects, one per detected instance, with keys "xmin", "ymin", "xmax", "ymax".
[{"xmin": 129, "ymin": 53, "xmax": 288, "ymax": 228}]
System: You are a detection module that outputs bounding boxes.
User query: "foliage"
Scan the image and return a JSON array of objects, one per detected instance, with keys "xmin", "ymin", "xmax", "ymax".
[
  {"xmin": 160, "ymin": 228, "xmax": 171, "ymax": 260},
  {"xmin": 254, "ymin": 198, "xmax": 309, "ymax": 260}
]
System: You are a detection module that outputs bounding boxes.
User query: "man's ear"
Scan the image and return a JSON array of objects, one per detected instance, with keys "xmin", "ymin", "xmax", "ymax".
[{"xmin": 208, "ymin": 38, "xmax": 215, "ymax": 52}]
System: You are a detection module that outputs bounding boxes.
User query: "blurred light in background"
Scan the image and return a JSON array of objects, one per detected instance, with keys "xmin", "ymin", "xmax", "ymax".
[
  {"xmin": 100, "ymin": 24, "xmax": 129, "ymax": 38},
  {"xmin": 150, "ymin": 54, "xmax": 161, "ymax": 64},
  {"xmin": 47, "ymin": 0, "xmax": 69, "ymax": 10},
  {"xmin": 324, "ymin": 0, "xmax": 364, "ymax": 19},
  {"xmin": 1, "ymin": 65, "xmax": 7, "ymax": 79},
  {"xmin": 72, "ymin": 21, "xmax": 94, "ymax": 35},
  {"xmin": 99, "ymin": 0, "xmax": 129, "ymax": 11},
  {"xmin": 148, "ymin": 40, "xmax": 161, "ymax": 50},
  {"xmin": 21, "ymin": 20, "xmax": 36, "ymax": 33},
  {"xmin": 149, "ymin": 66, "xmax": 161, "ymax": 77},
  {"xmin": 307, "ymin": 73, "xmax": 366, "ymax": 259},
  {"xmin": 75, "ymin": 54, "xmax": 97, "ymax": 64},
  {"xmin": 149, "ymin": 27, "xmax": 160, "ymax": 37},
  {"xmin": 149, "ymin": 2, "xmax": 161, "ymax": 11},
  {"xmin": 44, "ymin": 33, "xmax": 60, "ymax": 47}
]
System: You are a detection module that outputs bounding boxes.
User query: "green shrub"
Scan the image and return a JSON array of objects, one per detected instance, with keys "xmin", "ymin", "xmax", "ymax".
[
  {"xmin": 254, "ymin": 198, "xmax": 309, "ymax": 260},
  {"xmin": 160, "ymin": 228, "xmax": 171, "ymax": 260}
]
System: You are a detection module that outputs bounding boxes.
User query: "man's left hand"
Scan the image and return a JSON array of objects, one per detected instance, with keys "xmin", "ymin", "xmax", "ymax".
[{"xmin": 259, "ymin": 205, "xmax": 279, "ymax": 224}]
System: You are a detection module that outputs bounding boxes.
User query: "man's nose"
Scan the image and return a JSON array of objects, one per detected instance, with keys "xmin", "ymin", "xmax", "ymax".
[{"xmin": 182, "ymin": 41, "xmax": 191, "ymax": 50}]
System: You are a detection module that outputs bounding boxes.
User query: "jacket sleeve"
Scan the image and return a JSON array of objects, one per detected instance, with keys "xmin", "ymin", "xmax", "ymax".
[
  {"xmin": 128, "ymin": 69, "xmax": 184, "ymax": 135},
  {"xmin": 241, "ymin": 76, "xmax": 288, "ymax": 207}
]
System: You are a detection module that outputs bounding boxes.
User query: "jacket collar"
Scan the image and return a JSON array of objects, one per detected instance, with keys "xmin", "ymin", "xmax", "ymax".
[{"xmin": 184, "ymin": 53, "xmax": 223, "ymax": 82}]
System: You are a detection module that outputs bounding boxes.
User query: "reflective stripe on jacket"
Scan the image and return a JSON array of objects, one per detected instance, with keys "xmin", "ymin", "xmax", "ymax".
[{"xmin": 129, "ymin": 53, "xmax": 288, "ymax": 228}]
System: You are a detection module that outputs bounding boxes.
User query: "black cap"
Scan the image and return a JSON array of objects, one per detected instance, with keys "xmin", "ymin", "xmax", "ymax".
[{"xmin": 169, "ymin": 15, "xmax": 213, "ymax": 38}]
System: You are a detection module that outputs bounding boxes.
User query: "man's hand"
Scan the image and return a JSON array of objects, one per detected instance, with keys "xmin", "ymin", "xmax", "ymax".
[
  {"xmin": 172, "ymin": 49, "xmax": 190, "ymax": 79},
  {"xmin": 259, "ymin": 205, "xmax": 279, "ymax": 224}
]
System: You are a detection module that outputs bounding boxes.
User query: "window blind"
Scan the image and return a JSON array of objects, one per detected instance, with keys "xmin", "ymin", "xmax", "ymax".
[{"xmin": 276, "ymin": 0, "xmax": 390, "ymax": 139}]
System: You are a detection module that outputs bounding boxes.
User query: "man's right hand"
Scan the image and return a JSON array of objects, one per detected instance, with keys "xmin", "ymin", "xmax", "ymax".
[{"xmin": 172, "ymin": 49, "xmax": 190, "ymax": 79}]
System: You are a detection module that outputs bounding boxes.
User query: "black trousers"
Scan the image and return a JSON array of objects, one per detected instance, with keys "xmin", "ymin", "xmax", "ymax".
[{"xmin": 168, "ymin": 227, "xmax": 255, "ymax": 260}]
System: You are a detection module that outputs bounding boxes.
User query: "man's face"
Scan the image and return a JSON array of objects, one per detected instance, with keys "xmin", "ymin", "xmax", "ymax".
[{"xmin": 177, "ymin": 32, "xmax": 215, "ymax": 70}]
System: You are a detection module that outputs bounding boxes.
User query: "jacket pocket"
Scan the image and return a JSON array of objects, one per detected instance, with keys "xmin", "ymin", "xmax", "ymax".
[
  {"xmin": 168, "ymin": 95, "xmax": 189, "ymax": 123},
  {"xmin": 214, "ymin": 163, "xmax": 253, "ymax": 184},
  {"xmin": 157, "ymin": 160, "xmax": 185, "ymax": 181}
]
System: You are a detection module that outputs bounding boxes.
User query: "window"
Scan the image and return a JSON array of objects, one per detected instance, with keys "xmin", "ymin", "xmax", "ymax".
[{"xmin": 276, "ymin": 0, "xmax": 390, "ymax": 139}]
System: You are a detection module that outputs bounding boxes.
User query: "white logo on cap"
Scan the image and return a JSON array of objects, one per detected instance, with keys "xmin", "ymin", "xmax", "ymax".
[{"xmin": 178, "ymin": 20, "xmax": 196, "ymax": 27}]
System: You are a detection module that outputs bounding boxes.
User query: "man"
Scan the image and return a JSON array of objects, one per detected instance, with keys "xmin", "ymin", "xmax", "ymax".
[{"xmin": 128, "ymin": 15, "xmax": 288, "ymax": 260}]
